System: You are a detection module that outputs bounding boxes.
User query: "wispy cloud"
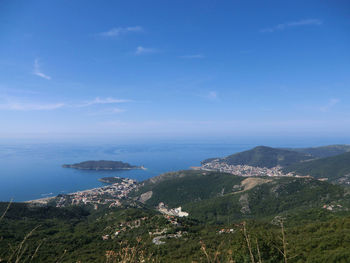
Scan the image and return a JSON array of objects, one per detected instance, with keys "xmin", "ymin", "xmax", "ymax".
[
  {"xmin": 78, "ymin": 97, "xmax": 131, "ymax": 107},
  {"xmin": 99, "ymin": 26, "xmax": 143, "ymax": 37},
  {"xmin": 135, "ymin": 46, "xmax": 157, "ymax": 55},
  {"xmin": 0, "ymin": 101, "xmax": 64, "ymax": 111},
  {"xmin": 33, "ymin": 59, "xmax": 51, "ymax": 80},
  {"xmin": 261, "ymin": 19, "xmax": 322, "ymax": 33},
  {"xmin": 180, "ymin": 54, "xmax": 205, "ymax": 59},
  {"xmin": 0, "ymin": 96, "xmax": 130, "ymax": 111},
  {"xmin": 320, "ymin": 98, "xmax": 339, "ymax": 112}
]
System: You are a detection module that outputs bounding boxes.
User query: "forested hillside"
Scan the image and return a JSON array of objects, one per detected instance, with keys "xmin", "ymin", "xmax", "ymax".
[
  {"xmin": 283, "ymin": 151, "xmax": 350, "ymax": 183},
  {"xmin": 202, "ymin": 146, "xmax": 312, "ymax": 168}
]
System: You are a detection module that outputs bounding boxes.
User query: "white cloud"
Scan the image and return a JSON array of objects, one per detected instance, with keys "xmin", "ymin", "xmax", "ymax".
[
  {"xmin": 78, "ymin": 97, "xmax": 130, "ymax": 107},
  {"xmin": 180, "ymin": 54, "xmax": 205, "ymax": 59},
  {"xmin": 135, "ymin": 46, "xmax": 157, "ymax": 55},
  {"xmin": 0, "ymin": 101, "xmax": 64, "ymax": 111},
  {"xmin": 99, "ymin": 26, "xmax": 143, "ymax": 37},
  {"xmin": 320, "ymin": 98, "xmax": 339, "ymax": 112},
  {"xmin": 33, "ymin": 59, "xmax": 51, "ymax": 80},
  {"xmin": 0, "ymin": 96, "xmax": 130, "ymax": 111},
  {"xmin": 261, "ymin": 19, "xmax": 322, "ymax": 33}
]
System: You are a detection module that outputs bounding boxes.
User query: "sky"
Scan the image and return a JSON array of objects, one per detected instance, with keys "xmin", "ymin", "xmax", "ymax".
[{"xmin": 0, "ymin": 0, "xmax": 349, "ymax": 140}]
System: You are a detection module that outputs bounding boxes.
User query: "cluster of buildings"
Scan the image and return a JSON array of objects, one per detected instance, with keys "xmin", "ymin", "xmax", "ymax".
[
  {"xmin": 149, "ymin": 217, "xmax": 186, "ymax": 245},
  {"xmin": 322, "ymin": 204, "xmax": 343, "ymax": 211},
  {"xmin": 157, "ymin": 202, "xmax": 189, "ymax": 217},
  {"xmin": 102, "ymin": 216, "xmax": 149, "ymax": 240},
  {"xmin": 200, "ymin": 161, "xmax": 295, "ymax": 177},
  {"xmin": 218, "ymin": 228, "xmax": 235, "ymax": 234},
  {"xmin": 53, "ymin": 177, "xmax": 137, "ymax": 208},
  {"xmin": 152, "ymin": 231, "xmax": 185, "ymax": 245},
  {"xmin": 102, "ymin": 213, "xmax": 186, "ymax": 245}
]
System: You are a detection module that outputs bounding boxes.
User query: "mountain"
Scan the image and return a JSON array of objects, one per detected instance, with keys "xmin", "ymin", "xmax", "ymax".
[
  {"xmin": 284, "ymin": 144, "xmax": 350, "ymax": 158},
  {"xmin": 3, "ymin": 147, "xmax": 350, "ymax": 262},
  {"xmin": 62, "ymin": 160, "xmax": 142, "ymax": 170},
  {"xmin": 184, "ymin": 176, "xmax": 348, "ymax": 223},
  {"xmin": 283, "ymin": 151, "xmax": 350, "ymax": 184},
  {"xmin": 132, "ymin": 170, "xmax": 349, "ymax": 223},
  {"xmin": 132, "ymin": 170, "xmax": 245, "ymax": 207},
  {"xmin": 2, "ymin": 201, "xmax": 350, "ymax": 262},
  {"xmin": 202, "ymin": 146, "xmax": 312, "ymax": 168},
  {"xmin": 2, "ymin": 169, "xmax": 350, "ymax": 262}
]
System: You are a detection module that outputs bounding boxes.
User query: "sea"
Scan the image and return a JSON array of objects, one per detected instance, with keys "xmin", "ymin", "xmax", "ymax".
[{"xmin": 0, "ymin": 137, "xmax": 348, "ymax": 202}]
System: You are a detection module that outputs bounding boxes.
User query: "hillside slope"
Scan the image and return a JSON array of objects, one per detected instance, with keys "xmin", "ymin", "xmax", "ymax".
[
  {"xmin": 285, "ymin": 144, "xmax": 350, "ymax": 158},
  {"xmin": 202, "ymin": 146, "xmax": 312, "ymax": 168},
  {"xmin": 184, "ymin": 177, "xmax": 347, "ymax": 223},
  {"xmin": 1, "ymin": 201, "xmax": 350, "ymax": 262},
  {"xmin": 283, "ymin": 151, "xmax": 350, "ymax": 184},
  {"xmin": 133, "ymin": 170, "xmax": 349, "ymax": 223},
  {"xmin": 131, "ymin": 170, "xmax": 245, "ymax": 207}
]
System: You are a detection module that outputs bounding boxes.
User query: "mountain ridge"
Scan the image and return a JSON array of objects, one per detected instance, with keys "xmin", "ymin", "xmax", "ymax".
[
  {"xmin": 283, "ymin": 151, "xmax": 350, "ymax": 184},
  {"xmin": 202, "ymin": 146, "xmax": 313, "ymax": 168}
]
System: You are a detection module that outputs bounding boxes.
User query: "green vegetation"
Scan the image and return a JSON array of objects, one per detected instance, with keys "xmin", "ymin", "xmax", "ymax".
[
  {"xmin": 1, "ymin": 201, "xmax": 350, "ymax": 262},
  {"xmin": 133, "ymin": 170, "xmax": 349, "ymax": 223},
  {"xmin": 184, "ymin": 177, "xmax": 348, "ymax": 223},
  {"xmin": 202, "ymin": 144, "xmax": 350, "ymax": 170},
  {"xmin": 202, "ymin": 146, "xmax": 312, "ymax": 168},
  {"xmin": 283, "ymin": 152, "xmax": 350, "ymax": 183},
  {"xmin": 286, "ymin": 144, "xmax": 350, "ymax": 158},
  {"xmin": 62, "ymin": 160, "xmax": 141, "ymax": 170},
  {"xmin": 132, "ymin": 170, "xmax": 244, "ymax": 207},
  {"xmin": 99, "ymin": 177, "xmax": 125, "ymax": 184},
  {"xmin": 2, "ymin": 163, "xmax": 350, "ymax": 262}
]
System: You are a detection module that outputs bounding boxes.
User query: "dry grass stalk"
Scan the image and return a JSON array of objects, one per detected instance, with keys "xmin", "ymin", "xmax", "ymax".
[
  {"xmin": 280, "ymin": 220, "xmax": 287, "ymax": 263},
  {"xmin": 274, "ymin": 218, "xmax": 292, "ymax": 263},
  {"xmin": 200, "ymin": 241, "xmax": 211, "ymax": 263},
  {"xmin": 242, "ymin": 221, "xmax": 255, "ymax": 263},
  {"xmin": 29, "ymin": 239, "xmax": 44, "ymax": 262},
  {"xmin": 7, "ymin": 225, "xmax": 40, "ymax": 263},
  {"xmin": 105, "ymin": 238, "xmax": 156, "ymax": 263},
  {"xmin": 199, "ymin": 240, "xmax": 225, "ymax": 263},
  {"xmin": 255, "ymin": 238, "xmax": 262, "ymax": 263},
  {"xmin": 0, "ymin": 199, "xmax": 12, "ymax": 222},
  {"xmin": 56, "ymin": 249, "xmax": 67, "ymax": 263}
]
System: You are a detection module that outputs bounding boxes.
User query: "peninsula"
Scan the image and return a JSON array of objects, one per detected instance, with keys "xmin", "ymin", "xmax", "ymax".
[{"xmin": 62, "ymin": 160, "xmax": 145, "ymax": 170}]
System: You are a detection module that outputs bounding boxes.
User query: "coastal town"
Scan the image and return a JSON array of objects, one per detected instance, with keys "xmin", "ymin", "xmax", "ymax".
[
  {"xmin": 28, "ymin": 177, "xmax": 137, "ymax": 208},
  {"xmin": 196, "ymin": 159, "xmax": 296, "ymax": 177},
  {"xmin": 101, "ymin": 213, "xmax": 187, "ymax": 246}
]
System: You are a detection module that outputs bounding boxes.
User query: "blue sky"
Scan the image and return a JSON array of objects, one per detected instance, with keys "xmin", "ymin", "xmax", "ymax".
[{"xmin": 0, "ymin": 0, "xmax": 349, "ymax": 140}]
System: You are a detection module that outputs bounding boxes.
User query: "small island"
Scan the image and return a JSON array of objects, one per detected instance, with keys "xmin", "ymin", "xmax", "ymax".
[
  {"xmin": 62, "ymin": 160, "xmax": 145, "ymax": 170},
  {"xmin": 99, "ymin": 177, "xmax": 125, "ymax": 184}
]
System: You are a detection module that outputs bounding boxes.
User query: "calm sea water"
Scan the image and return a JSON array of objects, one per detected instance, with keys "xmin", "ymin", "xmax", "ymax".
[
  {"xmin": 0, "ymin": 141, "xmax": 251, "ymax": 201},
  {"xmin": 0, "ymin": 138, "xmax": 348, "ymax": 201}
]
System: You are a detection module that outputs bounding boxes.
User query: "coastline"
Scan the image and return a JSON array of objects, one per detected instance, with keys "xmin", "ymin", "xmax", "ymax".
[{"xmin": 26, "ymin": 176, "xmax": 138, "ymax": 206}]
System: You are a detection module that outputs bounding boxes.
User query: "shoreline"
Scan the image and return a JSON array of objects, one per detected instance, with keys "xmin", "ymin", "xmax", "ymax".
[{"xmin": 25, "ymin": 176, "xmax": 138, "ymax": 204}]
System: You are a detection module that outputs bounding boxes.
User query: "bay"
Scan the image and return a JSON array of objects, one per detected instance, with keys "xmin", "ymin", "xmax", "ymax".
[
  {"xmin": 0, "ymin": 141, "xmax": 252, "ymax": 201},
  {"xmin": 0, "ymin": 137, "xmax": 346, "ymax": 202}
]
